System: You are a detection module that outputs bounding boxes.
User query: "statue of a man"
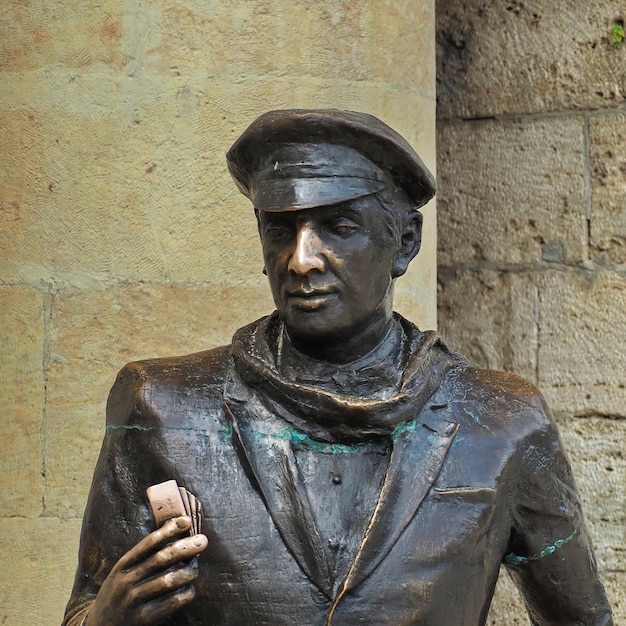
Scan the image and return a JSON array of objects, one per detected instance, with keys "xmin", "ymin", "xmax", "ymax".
[{"xmin": 63, "ymin": 110, "xmax": 612, "ymax": 625}]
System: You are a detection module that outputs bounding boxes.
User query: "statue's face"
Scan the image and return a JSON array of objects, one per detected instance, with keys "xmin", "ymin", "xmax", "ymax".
[{"xmin": 257, "ymin": 196, "xmax": 400, "ymax": 346}]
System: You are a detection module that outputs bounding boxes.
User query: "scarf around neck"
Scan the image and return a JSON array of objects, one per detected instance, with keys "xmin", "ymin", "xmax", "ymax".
[{"xmin": 229, "ymin": 312, "xmax": 465, "ymax": 444}]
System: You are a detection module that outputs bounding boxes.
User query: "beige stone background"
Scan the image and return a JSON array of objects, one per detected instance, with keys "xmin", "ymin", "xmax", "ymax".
[
  {"xmin": 436, "ymin": 1, "xmax": 625, "ymax": 623},
  {"xmin": 1, "ymin": 0, "xmax": 623, "ymax": 624},
  {"xmin": 0, "ymin": 1, "xmax": 437, "ymax": 623}
]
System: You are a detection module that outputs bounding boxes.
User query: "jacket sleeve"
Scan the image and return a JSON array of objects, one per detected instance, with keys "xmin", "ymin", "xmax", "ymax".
[
  {"xmin": 62, "ymin": 363, "xmax": 180, "ymax": 626},
  {"xmin": 504, "ymin": 399, "xmax": 613, "ymax": 625}
]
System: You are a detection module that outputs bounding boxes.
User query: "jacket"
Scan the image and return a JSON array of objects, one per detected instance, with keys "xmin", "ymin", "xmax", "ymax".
[{"xmin": 63, "ymin": 315, "xmax": 612, "ymax": 625}]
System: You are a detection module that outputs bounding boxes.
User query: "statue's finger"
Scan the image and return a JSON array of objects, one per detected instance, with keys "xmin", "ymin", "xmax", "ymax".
[
  {"xmin": 118, "ymin": 516, "xmax": 193, "ymax": 571},
  {"xmin": 135, "ymin": 584, "xmax": 197, "ymax": 625},
  {"xmin": 126, "ymin": 535, "xmax": 207, "ymax": 584},
  {"xmin": 129, "ymin": 561, "xmax": 198, "ymax": 605}
]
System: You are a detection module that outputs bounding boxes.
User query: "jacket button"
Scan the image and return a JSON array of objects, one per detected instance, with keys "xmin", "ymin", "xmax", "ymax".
[{"xmin": 310, "ymin": 586, "xmax": 330, "ymax": 605}]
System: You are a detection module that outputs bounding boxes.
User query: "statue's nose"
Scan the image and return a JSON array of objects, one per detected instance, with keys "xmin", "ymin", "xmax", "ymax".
[{"xmin": 288, "ymin": 223, "xmax": 326, "ymax": 275}]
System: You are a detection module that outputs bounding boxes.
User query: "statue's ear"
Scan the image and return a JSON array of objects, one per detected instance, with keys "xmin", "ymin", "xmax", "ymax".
[{"xmin": 391, "ymin": 211, "xmax": 423, "ymax": 278}]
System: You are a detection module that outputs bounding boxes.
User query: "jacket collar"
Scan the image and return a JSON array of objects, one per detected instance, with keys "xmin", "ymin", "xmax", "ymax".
[{"xmin": 230, "ymin": 312, "xmax": 463, "ymax": 443}]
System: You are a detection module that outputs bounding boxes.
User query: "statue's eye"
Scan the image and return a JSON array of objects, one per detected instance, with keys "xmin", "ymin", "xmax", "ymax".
[
  {"xmin": 328, "ymin": 219, "xmax": 358, "ymax": 237},
  {"xmin": 264, "ymin": 221, "xmax": 292, "ymax": 240}
]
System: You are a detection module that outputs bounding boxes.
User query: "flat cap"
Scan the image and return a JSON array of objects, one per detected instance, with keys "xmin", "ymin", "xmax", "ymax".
[{"xmin": 226, "ymin": 109, "xmax": 436, "ymax": 212}]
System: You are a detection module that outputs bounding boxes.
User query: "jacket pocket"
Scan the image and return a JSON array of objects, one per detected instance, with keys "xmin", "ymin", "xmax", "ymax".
[{"xmin": 432, "ymin": 486, "xmax": 496, "ymax": 503}]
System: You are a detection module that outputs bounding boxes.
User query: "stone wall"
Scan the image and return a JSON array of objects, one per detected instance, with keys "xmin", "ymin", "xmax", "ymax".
[
  {"xmin": 436, "ymin": 1, "xmax": 625, "ymax": 622},
  {"xmin": 0, "ymin": 2, "xmax": 437, "ymax": 623}
]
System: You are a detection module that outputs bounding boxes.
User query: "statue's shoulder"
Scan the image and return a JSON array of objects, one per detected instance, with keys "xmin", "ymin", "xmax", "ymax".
[
  {"xmin": 452, "ymin": 365, "xmax": 544, "ymax": 405},
  {"xmin": 118, "ymin": 344, "xmax": 232, "ymax": 386},
  {"xmin": 106, "ymin": 345, "xmax": 232, "ymax": 428},
  {"xmin": 444, "ymin": 362, "xmax": 556, "ymax": 440}
]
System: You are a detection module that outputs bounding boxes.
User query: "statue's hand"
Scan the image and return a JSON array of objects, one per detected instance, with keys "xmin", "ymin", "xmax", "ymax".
[{"xmin": 86, "ymin": 516, "xmax": 208, "ymax": 626}]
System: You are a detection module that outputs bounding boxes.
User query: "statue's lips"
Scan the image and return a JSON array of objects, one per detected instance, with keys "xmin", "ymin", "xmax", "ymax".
[{"xmin": 286, "ymin": 288, "xmax": 337, "ymax": 311}]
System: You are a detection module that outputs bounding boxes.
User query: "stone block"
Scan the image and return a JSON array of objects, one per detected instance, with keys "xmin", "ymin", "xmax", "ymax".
[
  {"xmin": 130, "ymin": 1, "xmax": 434, "ymax": 97},
  {"xmin": 437, "ymin": 117, "xmax": 587, "ymax": 266},
  {"xmin": 0, "ymin": 96, "xmax": 267, "ymax": 288},
  {"xmin": 44, "ymin": 282, "xmax": 273, "ymax": 516},
  {"xmin": 0, "ymin": 0, "xmax": 123, "ymax": 72},
  {"xmin": 486, "ymin": 570, "xmax": 529, "ymax": 624},
  {"xmin": 557, "ymin": 416, "xmax": 626, "ymax": 573},
  {"xmin": 589, "ymin": 112, "xmax": 626, "ymax": 263},
  {"xmin": 0, "ymin": 286, "xmax": 45, "ymax": 517},
  {"xmin": 437, "ymin": 1, "xmax": 626, "ymax": 119},
  {"xmin": 0, "ymin": 107, "xmax": 167, "ymax": 287},
  {"xmin": 0, "ymin": 517, "xmax": 82, "ymax": 625},
  {"xmin": 1, "ymin": 1, "xmax": 434, "ymax": 97},
  {"xmin": 537, "ymin": 269, "xmax": 626, "ymax": 418},
  {"xmin": 601, "ymin": 573, "xmax": 626, "ymax": 624},
  {"xmin": 437, "ymin": 269, "xmax": 538, "ymax": 382}
]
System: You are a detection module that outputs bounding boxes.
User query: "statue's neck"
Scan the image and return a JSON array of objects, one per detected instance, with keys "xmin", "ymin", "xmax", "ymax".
[
  {"xmin": 276, "ymin": 315, "xmax": 403, "ymax": 399},
  {"xmin": 279, "ymin": 313, "xmax": 399, "ymax": 367}
]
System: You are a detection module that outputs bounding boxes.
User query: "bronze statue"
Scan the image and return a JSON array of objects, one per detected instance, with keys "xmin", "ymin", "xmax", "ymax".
[{"xmin": 63, "ymin": 110, "xmax": 612, "ymax": 625}]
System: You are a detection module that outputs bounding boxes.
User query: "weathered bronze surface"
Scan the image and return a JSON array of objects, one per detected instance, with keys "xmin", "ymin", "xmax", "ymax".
[{"xmin": 63, "ymin": 110, "xmax": 612, "ymax": 625}]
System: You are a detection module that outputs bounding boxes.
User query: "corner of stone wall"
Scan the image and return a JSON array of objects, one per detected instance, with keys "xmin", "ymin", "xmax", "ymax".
[{"xmin": 436, "ymin": 1, "xmax": 626, "ymax": 621}]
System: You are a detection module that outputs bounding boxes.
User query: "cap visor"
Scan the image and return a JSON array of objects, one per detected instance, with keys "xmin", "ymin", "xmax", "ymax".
[{"xmin": 254, "ymin": 177, "xmax": 386, "ymax": 211}]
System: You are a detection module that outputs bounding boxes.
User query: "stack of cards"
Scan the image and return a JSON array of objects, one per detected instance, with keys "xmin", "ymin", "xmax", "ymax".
[{"xmin": 146, "ymin": 479, "xmax": 203, "ymax": 535}]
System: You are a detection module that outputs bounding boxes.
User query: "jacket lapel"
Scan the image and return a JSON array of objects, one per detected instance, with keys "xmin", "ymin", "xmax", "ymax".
[
  {"xmin": 337, "ymin": 403, "xmax": 458, "ymax": 594},
  {"xmin": 224, "ymin": 399, "xmax": 334, "ymax": 598}
]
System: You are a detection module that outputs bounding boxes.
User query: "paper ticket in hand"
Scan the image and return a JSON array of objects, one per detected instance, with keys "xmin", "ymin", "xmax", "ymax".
[{"xmin": 146, "ymin": 479, "xmax": 203, "ymax": 534}]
